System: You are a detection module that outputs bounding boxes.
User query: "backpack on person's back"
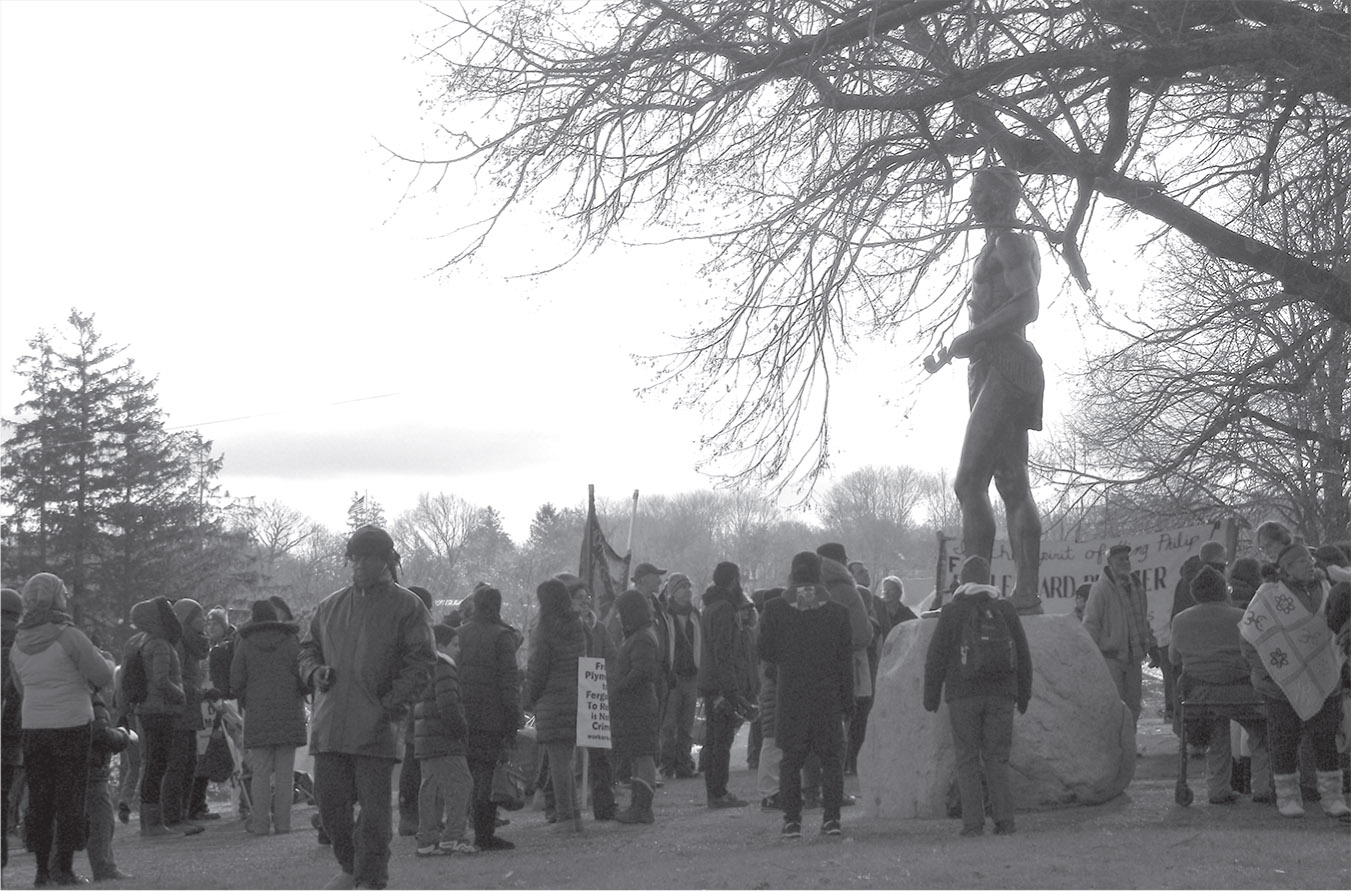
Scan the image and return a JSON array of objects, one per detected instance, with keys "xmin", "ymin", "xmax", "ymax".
[{"xmin": 956, "ymin": 593, "xmax": 1016, "ymax": 682}]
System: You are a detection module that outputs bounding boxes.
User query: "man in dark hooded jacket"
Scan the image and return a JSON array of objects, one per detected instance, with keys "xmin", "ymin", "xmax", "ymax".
[
  {"xmin": 298, "ymin": 526, "xmax": 437, "ymax": 890},
  {"xmin": 759, "ymin": 552, "xmax": 853, "ymax": 839}
]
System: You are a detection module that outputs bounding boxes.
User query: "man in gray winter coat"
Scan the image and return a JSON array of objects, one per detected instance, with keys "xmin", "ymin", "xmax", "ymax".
[{"xmin": 299, "ymin": 526, "xmax": 436, "ymax": 891}]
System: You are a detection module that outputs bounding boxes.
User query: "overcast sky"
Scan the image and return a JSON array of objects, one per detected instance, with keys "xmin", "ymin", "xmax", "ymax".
[{"xmin": 0, "ymin": 1, "xmax": 1150, "ymax": 543}]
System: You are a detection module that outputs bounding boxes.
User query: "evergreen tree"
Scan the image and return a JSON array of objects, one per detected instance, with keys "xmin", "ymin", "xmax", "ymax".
[{"xmin": 2, "ymin": 311, "xmax": 247, "ymax": 645}]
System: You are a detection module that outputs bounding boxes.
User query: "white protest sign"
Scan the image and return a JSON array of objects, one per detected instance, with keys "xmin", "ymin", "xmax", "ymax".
[
  {"xmin": 930, "ymin": 522, "xmax": 1230, "ymax": 638},
  {"xmin": 576, "ymin": 656, "xmax": 611, "ymax": 749}
]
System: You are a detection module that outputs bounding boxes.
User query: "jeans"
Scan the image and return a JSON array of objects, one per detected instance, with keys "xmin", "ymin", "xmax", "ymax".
[
  {"xmin": 1103, "ymin": 656, "xmax": 1143, "ymax": 725},
  {"xmin": 314, "ymin": 752, "xmax": 395, "ymax": 889},
  {"xmin": 948, "ymin": 695, "xmax": 1016, "ymax": 831},
  {"xmin": 49, "ymin": 775, "xmax": 115, "ymax": 879},
  {"xmin": 397, "ymin": 739, "xmax": 420, "ymax": 827},
  {"xmin": 467, "ymin": 757, "xmax": 500, "ymax": 844},
  {"xmin": 846, "ymin": 696, "xmax": 872, "ymax": 770},
  {"xmin": 137, "ymin": 714, "xmax": 173, "ymax": 806},
  {"xmin": 1159, "ymin": 645, "xmax": 1179, "ymax": 718},
  {"xmin": 22, "ymin": 724, "xmax": 92, "ymax": 877},
  {"xmin": 756, "ymin": 736, "xmax": 782, "ymax": 797},
  {"xmin": 247, "ymin": 745, "xmax": 297, "ymax": 833},
  {"xmin": 542, "ymin": 742, "xmax": 578, "ymax": 824},
  {"xmin": 779, "ymin": 714, "xmax": 844, "ymax": 823},
  {"xmin": 415, "ymin": 754, "xmax": 472, "ymax": 847},
  {"xmin": 660, "ymin": 675, "xmax": 698, "ymax": 772},
  {"xmin": 1266, "ymin": 693, "xmax": 1341, "ymax": 775},
  {"xmin": 701, "ymin": 698, "xmax": 738, "ymax": 801},
  {"xmin": 161, "ymin": 728, "xmax": 196, "ymax": 824}
]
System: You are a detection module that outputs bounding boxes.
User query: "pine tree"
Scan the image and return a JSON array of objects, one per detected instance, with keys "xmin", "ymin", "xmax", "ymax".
[{"xmin": 2, "ymin": 311, "xmax": 247, "ymax": 644}]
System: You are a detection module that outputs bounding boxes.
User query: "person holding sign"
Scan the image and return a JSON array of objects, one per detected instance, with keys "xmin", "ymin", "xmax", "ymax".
[
  {"xmin": 525, "ymin": 579, "xmax": 586, "ymax": 833},
  {"xmin": 611, "ymin": 590, "xmax": 661, "ymax": 824}
]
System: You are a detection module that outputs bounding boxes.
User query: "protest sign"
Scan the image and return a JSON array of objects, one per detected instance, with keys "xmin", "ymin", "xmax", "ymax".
[
  {"xmin": 577, "ymin": 656, "xmax": 612, "ymax": 749},
  {"xmin": 928, "ymin": 521, "xmax": 1232, "ymax": 639}
]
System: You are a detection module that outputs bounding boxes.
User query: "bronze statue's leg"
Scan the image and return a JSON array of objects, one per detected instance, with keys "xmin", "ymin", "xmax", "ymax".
[
  {"xmin": 993, "ymin": 431, "xmax": 1043, "ymax": 615},
  {"xmin": 954, "ymin": 386, "xmax": 1000, "ymax": 569}
]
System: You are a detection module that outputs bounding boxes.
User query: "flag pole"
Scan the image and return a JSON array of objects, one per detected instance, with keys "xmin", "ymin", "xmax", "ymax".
[{"xmin": 624, "ymin": 489, "xmax": 639, "ymax": 557}]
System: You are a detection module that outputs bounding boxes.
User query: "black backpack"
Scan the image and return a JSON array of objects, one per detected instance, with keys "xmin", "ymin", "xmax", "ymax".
[
  {"xmin": 122, "ymin": 643, "xmax": 149, "ymax": 706},
  {"xmin": 957, "ymin": 595, "xmax": 1016, "ymax": 682}
]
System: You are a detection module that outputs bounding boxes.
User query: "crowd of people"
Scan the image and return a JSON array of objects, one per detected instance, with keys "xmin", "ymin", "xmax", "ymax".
[
  {"xmin": 1076, "ymin": 525, "xmax": 1350, "ymax": 819},
  {"xmin": 2, "ymin": 519, "xmax": 1347, "ymax": 888}
]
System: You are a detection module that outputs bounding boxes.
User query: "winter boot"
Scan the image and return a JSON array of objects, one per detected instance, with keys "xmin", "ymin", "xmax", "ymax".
[
  {"xmin": 1316, "ymin": 770, "xmax": 1351, "ymax": 820},
  {"xmin": 139, "ymin": 803, "xmax": 175, "ymax": 838},
  {"xmin": 615, "ymin": 779, "xmax": 655, "ymax": 824},
  {"xmin": 1273, "ymin": 773, "xmax": 1305, "ymax": 818}
]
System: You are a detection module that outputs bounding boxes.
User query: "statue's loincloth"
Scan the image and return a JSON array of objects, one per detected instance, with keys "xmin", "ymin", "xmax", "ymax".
[{"xmin": 968, "ymin": 336, "xmax": 1044, "ymax": 431}]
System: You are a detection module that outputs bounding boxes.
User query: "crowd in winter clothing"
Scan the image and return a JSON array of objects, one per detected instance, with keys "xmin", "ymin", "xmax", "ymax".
[{"xmin": 4, "ymin": 518, "xmax": 1347, "ymax": 889}]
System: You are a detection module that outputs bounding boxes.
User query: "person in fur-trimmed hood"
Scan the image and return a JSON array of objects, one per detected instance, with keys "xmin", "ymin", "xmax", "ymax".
[
  {"xmin": 923, "ymin": 556, "xmax": 1032, "ymax": 837},
  {"xmin": 231, "ymin": 598, "xmax": 308, "ymax": 834}
]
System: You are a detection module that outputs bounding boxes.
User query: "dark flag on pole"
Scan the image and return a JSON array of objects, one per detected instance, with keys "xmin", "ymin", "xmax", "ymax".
[{"xmin": 580, "ymin": 486, "xmax": 631, "ymax": 608}]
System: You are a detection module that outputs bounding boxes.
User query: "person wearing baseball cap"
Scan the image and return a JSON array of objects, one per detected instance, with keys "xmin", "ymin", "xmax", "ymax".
[{"xmin": 299, "ymin": 525, "xmax": 437, "ymax": 890}]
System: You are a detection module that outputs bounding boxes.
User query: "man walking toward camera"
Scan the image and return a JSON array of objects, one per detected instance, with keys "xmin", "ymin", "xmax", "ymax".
[{"xmin": 299, "ymin": 526, "xmax": 437, "ymax": 891}]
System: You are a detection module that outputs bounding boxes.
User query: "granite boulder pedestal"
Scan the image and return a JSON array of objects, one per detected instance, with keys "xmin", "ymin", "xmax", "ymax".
[{"xmin": 859, "ymin": 613, "xmax": 1134, "ymax": 819}]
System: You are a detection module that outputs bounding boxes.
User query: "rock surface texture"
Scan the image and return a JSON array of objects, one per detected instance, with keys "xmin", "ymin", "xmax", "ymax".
[{"xmin": 859, "ymin": 613, "xmax": 1134, "ymax": 819}]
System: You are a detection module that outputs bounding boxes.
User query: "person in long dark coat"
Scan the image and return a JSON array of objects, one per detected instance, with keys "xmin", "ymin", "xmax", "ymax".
[
  {"xmin": 230, "ymin": 599, "xmax": 308, "ymax": 834},
  {"xmin": 524, "ymin": 579, "xmax": 585, "ymax": 833},
  {"xmin": 611, "ymin": 590, "xmax": 660, "ymax": 824},
  {"xmin": 757, "ymin": 553, "xmax": 853, "ymax": 840},
  {"xmin": 457, "ymin": 586, "xmax": 522, "ymax": 851}
]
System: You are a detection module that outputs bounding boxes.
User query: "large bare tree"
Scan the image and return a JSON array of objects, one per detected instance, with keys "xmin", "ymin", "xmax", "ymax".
[{"xmin": 403, "ymin": 0, "xmax": 1349, "ymax": 489}]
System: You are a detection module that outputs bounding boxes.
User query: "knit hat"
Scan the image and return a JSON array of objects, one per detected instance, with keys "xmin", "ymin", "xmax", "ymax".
[
  {"xmin": 665, "ymin": 573, "xmax": 693, "ymax": 596},
  {"xmin": 616, "ymin": 588, "xmax": 652, "ymax": 635},
  {"xmin": 249, "ymin": 599, "xmax": 279, "ymax": 624},
  {"xmin": 1276, "ymin": 538, "xmax": 1310, "ymax": 570},
  {"xmin": 408, "ymin": 585, "xmax": 435, "ymax": 612},
  {"xmin": 1190, "ymin": 566, "xmax": 1228, "ymax": 603},
  {"xmin": 473, "ymin": 585, "xmax": 502, "ymax": 616},
  {"xmin": 1, "ymin": 588, "xmax": 23, "ymax": 618},
  {"xmin": 345, "ymin": 525, "xmax": 396, "ymax": 559},
  {"xmin": 536, "ymin": 578, "xmax": 571, "ymax": 617},
  {"xmin": 816, "ymin": 543, "xmax": 848, "ymax": 564},
  {"xmin": 712, "ymin": 561, "xmax": 741, "ymax": 589},
  {"xmin": 268, "ymin": 595, "xmax": 295, "ymax": 621},
  {"xmin": 206, "ymin": 607, "xmax": 229, "ymax": 629},
  {"xmin": 1199, "ymin": 541, "xmax": 1227, "ymax": 565},
  {"xmin": 1313, "ymin": 544, "xmax": 1349, "ymax": 568},
  {"xmin": 959, "ymin": 555, "xmax": 992, "ymax": 585},
  {"xmin": 789, "ymin": 552, "xmax": 822, "ymax": 586},
  {"xmin": 21, "ymin": 573, "xmax": 67, "ymax": 612}
]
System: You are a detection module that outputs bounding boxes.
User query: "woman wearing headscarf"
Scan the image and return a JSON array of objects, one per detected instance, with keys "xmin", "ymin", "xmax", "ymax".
[
  {"xmin": 9, "ymin": 573, "xmax": 114, "ymax": 886},
  {"xmin": 1240, "ymin": 539, "xmax": 1349, "ymax": 820},
  {"xmin": 524, "ymin": 578, "xmax": 585, "ymax": 832}
]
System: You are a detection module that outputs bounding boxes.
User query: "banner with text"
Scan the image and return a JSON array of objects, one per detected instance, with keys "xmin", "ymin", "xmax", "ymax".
[
  {"xmin": 577, "ymin": 656, "xmax": 612, "ymax": 749},
  {"xmin": 931, "ymin": 522, "xmax": 1230, "ymax": 639}
]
